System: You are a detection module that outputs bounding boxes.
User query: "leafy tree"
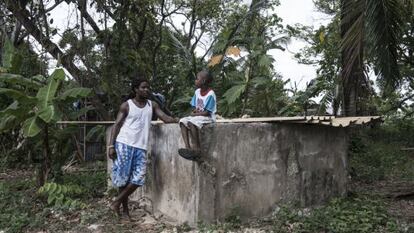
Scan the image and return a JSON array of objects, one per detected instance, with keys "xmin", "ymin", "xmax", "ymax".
[
  {"xmin": 206, "ymin": 0, "xmax": 290, "ymax": 117},
  {"xmin": 294, "ymin": 0, "xmax": 412, "ymax": 116},
  {"xmin": 0, "ymin": 39, "xmax": 91, "ymax": 185}
]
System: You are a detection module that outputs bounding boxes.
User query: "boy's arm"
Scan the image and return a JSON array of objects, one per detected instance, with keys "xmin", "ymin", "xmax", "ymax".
[
  {"xmin": 108, "ymin": 102, "xmax": 128, "ymax": 159},
  {"xmin": 191, "ymin": 94, "xmax": 215, "ymax": 117},
  {"xmin": 153, "ymin": 101, "xmax": 179, "ymax": 123},
  {"xmin": 191, "ymin": 110, "xmax": 210, "ymax": 117}
]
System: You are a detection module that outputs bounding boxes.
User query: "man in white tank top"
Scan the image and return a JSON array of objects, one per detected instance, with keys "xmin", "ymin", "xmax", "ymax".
[{"xmin": 107, "ymin": 77, "xmax": 178, "ymax": 220}]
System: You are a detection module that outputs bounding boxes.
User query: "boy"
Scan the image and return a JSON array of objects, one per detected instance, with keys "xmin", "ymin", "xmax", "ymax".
[{"xmin": 178, "ymin": 70, "xmax": 216, "ymax": 161}]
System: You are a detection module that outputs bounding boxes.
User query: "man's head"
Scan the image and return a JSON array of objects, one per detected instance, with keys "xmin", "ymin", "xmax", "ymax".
[
  {"xmin": 195, "ymin": 70, "xmax": 213, "ymax": 88},
  {"xmin": 131, "ymin": 75, "xmax": 150, "ymax": 99}
]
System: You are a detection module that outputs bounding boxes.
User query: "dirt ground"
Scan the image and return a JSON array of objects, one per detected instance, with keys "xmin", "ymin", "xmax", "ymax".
[{"xmin": 1, "ymin": 169, "xmax": 413, "ymax": 233}]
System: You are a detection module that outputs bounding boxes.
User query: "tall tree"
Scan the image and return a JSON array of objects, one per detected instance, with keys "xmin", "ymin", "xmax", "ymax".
[{"xmin": 340, "ymin": 0, "xmax": 404, "ymax": 116}]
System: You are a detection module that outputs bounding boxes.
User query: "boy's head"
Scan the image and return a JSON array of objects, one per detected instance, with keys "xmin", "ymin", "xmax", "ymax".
[{"xmin": 195, "ymin": 70, "xmax": 213, "ymax": 88}]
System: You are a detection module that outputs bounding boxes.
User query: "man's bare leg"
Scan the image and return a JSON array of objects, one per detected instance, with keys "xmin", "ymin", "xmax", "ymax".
[{"xmin": 110, "ymin": 183, "xmax": 139, "ymax": 217}]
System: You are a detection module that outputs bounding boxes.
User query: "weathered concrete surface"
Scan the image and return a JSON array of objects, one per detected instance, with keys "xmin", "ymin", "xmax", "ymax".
[{"xmin": 108, "ymin": 123, "xmax": 349, "ymax": 225}]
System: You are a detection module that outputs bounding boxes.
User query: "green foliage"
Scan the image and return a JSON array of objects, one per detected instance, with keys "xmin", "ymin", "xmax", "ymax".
[
  {"xmin": 0, "ymin": 42, "xmax": 91, "ymax": 183},
  {"xmin": 197, "ymin": 207, "xmax": 242, "ymax": 232},
  {"xmin": 207, "ymin": 0, "xmax": 290, "ymax": 117},
  {"xmin": 38, "ymin": 182, "xmax": 87, "ymax": 209},
  {"xmin": 0, "ymin": 68, "xmax": 90, "ymax": 138},
  {"xmin": 0, "ymin": 179, "xmax": 46, "ymax": 233},
  {"xmin": 272, "ymin": 197, "xmax": 400, "ymax": 233},
  {"xmin": 0, "ymin": 41, "xmax": 91, "ymax": 138},
  {"xmin": 350, "ymin": 118, "xmax": 414, "ymax": 181},
  {"xmin": 61, "ymin": 170, "xmax": 107, "ymax": 198},
  {"xmin": 0, "ymin": 167, "xmax": 107, "ymax": 232},
  {"xmin": 1, "ymin": 38, "xmax": 15, "ymax": 70}
]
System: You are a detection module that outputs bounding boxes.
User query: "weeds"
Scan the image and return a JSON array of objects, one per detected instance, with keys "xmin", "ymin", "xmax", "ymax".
[
  {"xmin": 349, "ymin": 120, "xmax": 414, "ymax": 182},
  {"xmin": 272, "ymin": 196, "xmax": 401, "ymax": 233},
  {"xmin": 0, "ymin": 179, "xmax": 45, "ymax": 233}
]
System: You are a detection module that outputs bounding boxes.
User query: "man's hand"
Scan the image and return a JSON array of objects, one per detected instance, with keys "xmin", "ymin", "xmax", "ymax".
[
  {"xmin": 108, "ymin": 147, "xmax": 116, "ymax": 160},
  {"xmin": 174, "ymin": 117, "xmax": 180, "ymax": 123}
]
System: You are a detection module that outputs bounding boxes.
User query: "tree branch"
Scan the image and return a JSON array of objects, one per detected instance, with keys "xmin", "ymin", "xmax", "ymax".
[
  {"xmin": 71, "ymin": 0, "xmax": 101, "ymax": 34},
  {"xmin": 4, "ymin": 0, "xmax": 83, "ymax": 82}
]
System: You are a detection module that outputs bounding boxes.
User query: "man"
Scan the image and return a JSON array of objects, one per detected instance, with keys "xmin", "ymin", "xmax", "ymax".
[{"xmin": 108, "ymin": 75, "xmax": 178, "ymax": 220}]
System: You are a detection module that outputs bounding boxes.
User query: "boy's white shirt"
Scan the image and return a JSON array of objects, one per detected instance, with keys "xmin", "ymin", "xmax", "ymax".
[{"xmin": 192, "ymin": 88, "xmax": 217, "ymax": 121}]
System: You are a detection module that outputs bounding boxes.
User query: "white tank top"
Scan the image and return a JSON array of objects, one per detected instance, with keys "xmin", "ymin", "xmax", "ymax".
[{"xmin": 116, "ymin": 99, "xmax": 153, "ymax": 150}]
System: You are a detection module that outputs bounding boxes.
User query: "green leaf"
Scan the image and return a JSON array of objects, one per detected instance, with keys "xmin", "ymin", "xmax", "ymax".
[
  {"xmin": 1, "ymin": 38, "xmax": 14, "ymax": 69},
  {"xmin": 32, "ymin": 74, "xmax": 46, "ymax": 82},
  {"xmin": 61, "ymin": 186, "xmax": 68, "ymax": 194},
  {"xmin": 0, "ymin": 73, "xmax": 42, "ymax": 89},
  {"xmin": 223, "ymin": 84, "xmax": 246, "ymax": 104},
  {"xmin": 58, "ymin": 87, "xmax": 91, "ymax": 101},
  {"xmin": 0, "ymin": 88, "xmax": 37, "ymax": 103},
  {"xmin": 38, "ymin": 105, "xmax": 59, "ymax": 123},
  {"xmin": 258, "ymin": 54, "xmax": 273, "ymax": 68},
  {"xmin": 252, "ymin": 76, "xmax": 270, "ymax": 86},
  {"xmin": 68, "ymin": 106, "xmax": 94, "ymax": 120},
  {"xmin": 55, "ymin": 185, "xmax": 62, "ymax": 195},
  {"xmin": 0, "ymin": 101, "xmax": 19, "ymax": 116},
  {"xmin": 85, "ymin": 125, "xmax": 106, "ymax": 141},
  {"xmin": 47, "ymin": 195, "xmax": 55, "ymax": 205},
  {"xmin": 0, "ymin": 115, "xmax": 17, "ymax": 132},
  {"xmin": 38, "ymin": 186, "xmax": 45, "ymax": 194},
  {"xmin": 49, "ymin": 183, "xmax": 57, "ymax": 194},
  {"xmin": 63, "ymin": 199, "xmax": 72, "ymax": 208},
  {"xmin": 36, "ymin": 69, "xmax": 65, "ymax": 108},
  {"xmin": 22, "ymin": 116, "xmax": 41, "ymax": 137},
  {"xmin": 0, "ymin": 101, "xmax": 30, "ymax": 128}
]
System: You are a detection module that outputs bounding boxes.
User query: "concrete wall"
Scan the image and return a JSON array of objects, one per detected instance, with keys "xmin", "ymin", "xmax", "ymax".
[{"xmin": 108, "ymin": 123, "xmax": 349, "ymax": 225}]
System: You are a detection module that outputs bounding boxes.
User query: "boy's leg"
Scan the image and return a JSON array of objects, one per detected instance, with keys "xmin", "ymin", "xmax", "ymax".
[
  {"xmin": 188, "ymin": 122, "xmax": 201, "ymax": 151},
  {"xmin": 180, "ymin": 123, "xmax": 191, "ymax": 149}
]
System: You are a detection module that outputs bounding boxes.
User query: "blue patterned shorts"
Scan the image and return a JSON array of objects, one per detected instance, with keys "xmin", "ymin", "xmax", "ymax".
[{"xmin": 112, "ymin": 142, "xmax": 147, "ymax": 187}]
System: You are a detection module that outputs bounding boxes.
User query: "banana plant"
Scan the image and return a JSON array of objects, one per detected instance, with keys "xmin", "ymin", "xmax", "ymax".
[{"xmin": 0, "ymin": 69, "xmax": 91, "ymax": 185}]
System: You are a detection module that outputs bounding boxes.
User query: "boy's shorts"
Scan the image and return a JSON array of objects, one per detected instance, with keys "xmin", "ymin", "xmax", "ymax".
[
  {"xmin": 112, "ymin": 142, "xmax": 147, "ymax": 187},
  {"xmin": 179, "ymin": 116, "xmax": 214, "ymax": 129}
]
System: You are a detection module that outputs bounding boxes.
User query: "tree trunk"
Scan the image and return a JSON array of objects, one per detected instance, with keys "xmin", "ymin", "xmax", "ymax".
[
  {"xmin": 340, "ymin": 0, "xmax": 364, "ymax": 116},
  {"xmin": 4, "ymin": 0, "xmax": 111, "ymax": 120},
  {"xmin": 37, "ymin": 125, "xmax": 51, "ymax": 187}
]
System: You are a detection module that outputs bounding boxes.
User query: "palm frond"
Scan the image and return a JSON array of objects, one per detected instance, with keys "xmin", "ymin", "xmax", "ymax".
[
  {"xmin": 165, "ymin": 30, "xmax": 192, "ymax": 64},
  {"xmin": 340, "ymin": 0, "xmax": 365, "ymax": 85},
  {"xmin": 366, "ymin": 0, "xmax": 403, "ymax": 93}
]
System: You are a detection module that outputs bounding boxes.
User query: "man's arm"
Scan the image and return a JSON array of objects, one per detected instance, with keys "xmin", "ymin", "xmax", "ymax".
[
  {"xmin": 152, "ymin": 101, "xmax": 179, "ymax": 123},
  {"xmin": 108, "ymin": 102, "xmax": 128, "ymax": 159}
]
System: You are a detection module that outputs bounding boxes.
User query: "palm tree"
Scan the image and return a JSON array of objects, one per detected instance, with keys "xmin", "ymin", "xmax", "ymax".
[{"xmin": 340, "ymin": 0, "xmax": 406, "ymax": 116}]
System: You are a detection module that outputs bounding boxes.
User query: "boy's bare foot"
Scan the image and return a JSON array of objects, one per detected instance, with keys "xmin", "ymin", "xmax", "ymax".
[{"xmin": 178, "ymin": 148, "xmax": 201, "ymax": 161}]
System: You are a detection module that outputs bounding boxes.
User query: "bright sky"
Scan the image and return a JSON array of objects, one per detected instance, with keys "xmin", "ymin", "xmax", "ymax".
[{"xmin": 273, "ymin": 0, "xmax": 331, "ymax": 90}]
